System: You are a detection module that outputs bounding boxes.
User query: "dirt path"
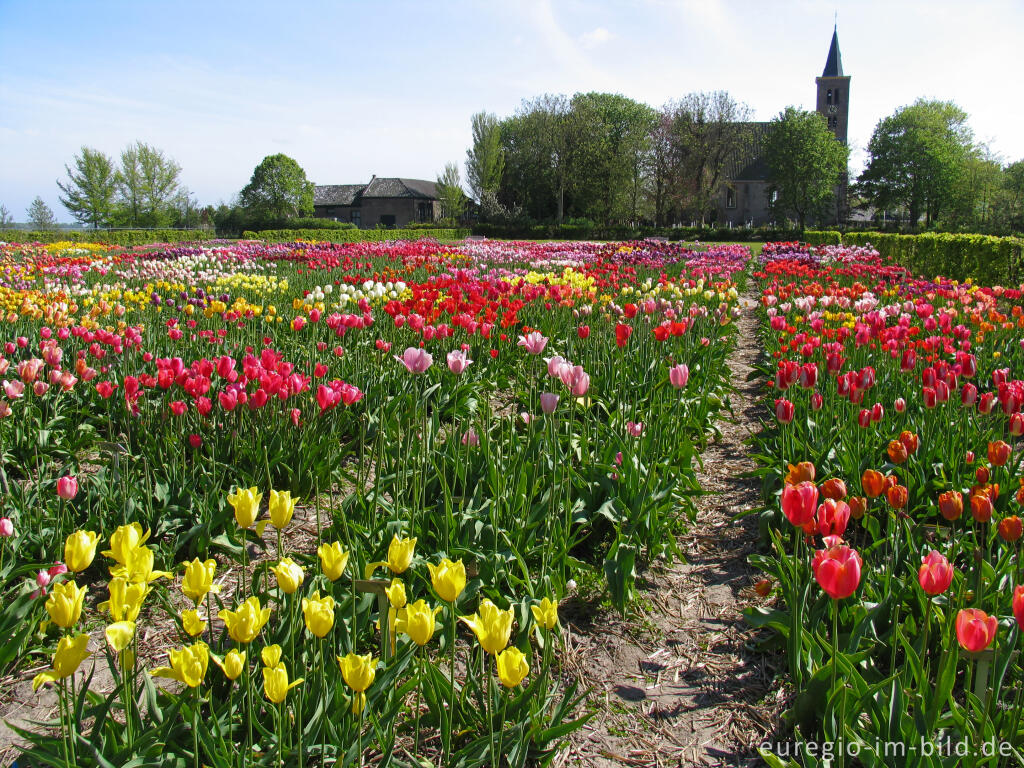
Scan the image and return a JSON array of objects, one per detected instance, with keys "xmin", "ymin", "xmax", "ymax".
[{"xmin": 561, "ymin": 293, "xmax": 782, "ymax": 767}]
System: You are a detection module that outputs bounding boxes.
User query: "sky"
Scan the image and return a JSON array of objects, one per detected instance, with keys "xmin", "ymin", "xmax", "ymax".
[{"xmin": 1, "ymin": 0, "xmax": 1022, "ymax": 221}]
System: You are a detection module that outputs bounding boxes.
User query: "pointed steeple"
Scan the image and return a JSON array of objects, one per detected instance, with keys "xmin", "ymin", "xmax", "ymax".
[{"xmin": 822, "ymin": 26, "xmax": 843, "ymax": 77}]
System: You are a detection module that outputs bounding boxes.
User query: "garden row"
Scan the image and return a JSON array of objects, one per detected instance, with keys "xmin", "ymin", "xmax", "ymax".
[
  {"xmin": 747, "ymin": 240, "xmax": 1024, "ymax": 766},
  {"xmin": 0, "ymin": 237, "xmax": 746, "ymax": 766}
]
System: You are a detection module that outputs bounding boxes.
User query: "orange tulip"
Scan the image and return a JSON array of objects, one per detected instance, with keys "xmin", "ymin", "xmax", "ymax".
[
  {"xmin": 849, "ymin": 496, "xmax": 868, "ymax": 520},
  {"xmin": 998, "ymin": 516, "xmax": 1023, "ymax": 542},
  {"xmin": 899, "ymin": 430, "xmax": 919, "ymax": 455},
  {"xmin": 862, "ymin": 469, "xmax": 885, "ymax": 499},
  {"xmin": 886, "ymin": 485, "xmax": 908, "ymax": 509},
  {"xmin": 971, "ymin": 493, "xmax": 994, "ymax": 523},
  {"xmin": 785, "ymin": 462, "xmax": 816, "ymax": 485},
  {"xmin": 988, "ymin": 441, "xmax": 1011, "ymax": 467},
  {"xmin": 976, "ymin": 466, "xmax": 991, "ymax": 485},
  {"xmin": 821, "ymin": 478, "xmax": 847, "ymax": 501},
  {"xmin": 938, "ymin": 490, "xmax": 963, "ymax": 521},
  {"xmin": 887, "ymin": 440, "xmax": 908, "ymax": 465}
]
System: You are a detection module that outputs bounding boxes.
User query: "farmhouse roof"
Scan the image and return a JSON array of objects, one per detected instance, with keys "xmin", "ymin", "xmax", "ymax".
[
  {"xmin": 822, "ymin": 27, "xmax": 844, "ymax": 77},
  {"xmin": 314, "ymin": 178, "xmax": 438, "ymax": 206},
  {"xmin": 725, "ymin": 123, "xmax": 772, "ymax": 182},
  {"xmin": 314, "ymin": 184, "xmax": 364, "ymax": 206}
]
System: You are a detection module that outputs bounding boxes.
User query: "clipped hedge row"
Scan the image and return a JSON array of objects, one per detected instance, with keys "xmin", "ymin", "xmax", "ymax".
[
  {"xmin": 811, "ymin": 232, "xmax": 1024, "ymax": 284},
  {"xmin": 803, "ymin": 230, "xmax": 842, "ymax": 245},
  {"xmin": 244, "ymin": 228, "xmax": 469, "ymax": 243},
  {"xmin": 471, "ymin": 223, "xmax": 805, "ymax": 242},
  {"xmin": 0, "ymin": 229, "xmax": 216, "ymax": 246}
]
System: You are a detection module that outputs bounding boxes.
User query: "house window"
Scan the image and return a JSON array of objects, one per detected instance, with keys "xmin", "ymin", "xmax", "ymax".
[
  {"xmin": 770, "ymin": 189, "xmax": 779, "ymax": 204},
  {"xmin": 380, "ymin": 214, "xmax": 396, "ymax": 228},
  {"xmin": 351, "ymin": 210, "xmax": 361, "ymax": 227},
  {"xmin": 726, "ymin": 188, "xmax": 736, "ymax": 209},
  {"xmin": 826, "ymin": 89, "xmax": 832, "ymax": 105},
  {"xmin": 417, "ymin": 202, "xmax": 431, "ymax": 222}
]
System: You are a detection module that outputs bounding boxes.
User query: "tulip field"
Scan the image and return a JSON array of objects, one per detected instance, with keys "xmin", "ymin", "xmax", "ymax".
[
  {"xmin": 0, "ymin": 237, "xmax": 746, "ymax": 767},
  {"xmin": 749, "ymin": 242, "xmax": 1024, "ymax": 766},
  {"xmin": 5, "ymin": 235, "xmax": 1024, "ymax": 767}
]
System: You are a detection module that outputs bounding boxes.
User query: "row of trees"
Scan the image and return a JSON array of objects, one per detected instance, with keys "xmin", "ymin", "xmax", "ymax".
[{"xmin": 463, "ymin": 92, "xmax": 1023, "ymax": 233}]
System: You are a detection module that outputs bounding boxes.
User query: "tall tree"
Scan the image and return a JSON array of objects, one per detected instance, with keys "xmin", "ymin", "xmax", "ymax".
[
  {"xmin": 660, "ymin": 91, "xmax": 753, "ymax": 225},
  {"xmin": 436, "ymin": 162, "xmax": 467, "ymax": 222},
  {"xmin": 116, "ymin": 142, "xmax": 182, "ymax": 226},
  {"xmin": 239, "ymin": 154, "xmax": 314, "ymax": 224},
  {"xmin": 763, "ymin": 106, "xmax": 849, "ymax": 231},
  {"xmin": 858, "ymin": 99, "xmax": 974, "ymax": 227},
  {"xmin": 26, "ymin": 197, "xmax": 58, "ymax": 230},
  {"xmin": 57, "ymin": 146, "xmax": 118, "ymax": 228},
  {"xmin": 465, "ymin": 112, "xmax": 505, "ymax": 205},
  {"xmin": 0, "ymin": 204, "xmax": 12, "ymax": 227},
  {"xmin": 1003, "ymin": 160, "xmax": 1024, "ymax": 233}
]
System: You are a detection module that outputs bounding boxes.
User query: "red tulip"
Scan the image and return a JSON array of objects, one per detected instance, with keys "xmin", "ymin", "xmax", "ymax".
[
  {"xmin": 1013, "ymin": 586, "xmax": 1024, "ymax": 629},
  {"xmin": 781, "ymin": 481, "xmax": 818, "ymax": 527},
  {"xmin": 894, "ymin": 397, "xmax": 906, "ymax": 413},
  {"xmin": 188, "ymin": 434, "xmax": 202, "ymax": 448},
  {"xmin": 1010, "ymin": 413, "xmax": 1024, "ymax": 437},
  {"xmin": 955, "ymin": 609, "xmax": 997, "ymax": 652},
  {"xmin": 577, "ymin": 325, "xmax": 590, "ymax": 340},
  {"xmin": 817, "ymin": 499, "xmax": 851, "ymax": 537},
  {"xmin": 812, "ymin": 544, "xmax": 862, "ymax": 600},
  {"xmin": 923, "ymin": 387, "xmax": 937, "ymax": 409},
  {"xmin": 775, "ymin": 398, "xmax": 795, "ymax": 424},
  {"xmin": 976, "ymin": 465, "xmax": 990, "ymax": 485},
  {"xmin": 810, "ymin": 392, "xmax": 823, "ymax": 411},
  {"xmin": 615, "ymin": 324, "xmax": 633, "ymax": 348},
  {"xmin": 918, "ymin": 550, "xmax": 954, "ymax": 596}
]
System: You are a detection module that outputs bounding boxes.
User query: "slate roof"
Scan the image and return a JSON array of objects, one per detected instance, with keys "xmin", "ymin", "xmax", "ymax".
[
  {"xmin": 314, "ymin": 185, "xmax": 364, "ymax": 206},
  {"xmin": 314, "ymin": 178, "xmax": 438, "ymax": 207},
  {"xmin": 724, "ymin": 123, "xmax": 772, "ymax": 182},
  {"xmin": 822, "ymin": 28, "xmax": 844, "ymax": 77}
]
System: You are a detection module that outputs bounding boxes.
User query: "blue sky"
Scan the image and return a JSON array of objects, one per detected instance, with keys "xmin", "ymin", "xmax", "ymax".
[{"xmin": 1, "ymin": 0, "xmax": 1022, "ymax": 221}]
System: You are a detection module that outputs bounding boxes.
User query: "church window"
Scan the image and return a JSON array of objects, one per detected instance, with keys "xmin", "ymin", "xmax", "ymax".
[
  {"xmin": 826, "ymin": 89, "xmax": 832, "ymax": 105},
  {"xmin": 726, "ymin": 188, "xmax": 736, "ymax": 209},
  {"xmin": 835, "ymin": 89, "xmax": 841, "ymax": 105}
]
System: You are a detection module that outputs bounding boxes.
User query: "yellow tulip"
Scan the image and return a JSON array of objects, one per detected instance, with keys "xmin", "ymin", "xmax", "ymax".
[
  {"xmin": 271, "ymin": 558, "xmax": 305, "ymax": 594},
  {"xmin": 530, "ymin": 597, "xmax": 559, "ymax": 631},
  {"xmin": 151, "ymin": 642, "xmax": 209, "ymax": 688},
  {"xmin": 98, "ymin": 577, "xmax": 150, "ymax": 622},
  {"xmin": 339, "ymin": 652, "xmax": 376, "ymax": 714},
  {"xmin": 111, "ymin": 546, "xmax": 172, "ymax": 584},
  {"xmin": 228, "ymin": 486, "xmax": 262, "ymax": 529},
  {"xmin": 105, "ymin": 621, "xmax": 136, "ymax": 652},
  {"xmin": 101, "ymin": 523, "xmax": 150, "ymax": 566},
  {"xmin": 496, "ymin": 646, "xmax": 529, "ymax": 688},
  {"xmin": 268, "ymin": 489, "xmax": 296, "ymax": 530},
  {"xmin": 301, "ymin": 591, "xmax": 336, "ymax": 638},
  {"xmin": 181, "ymin": 558, "xmax": 220, "ymax": 605},
  {"xmin": 261, "ymin": 644, "xmax": 283, "ymax": 668},
  {"xmin": 384, "ymin": 578, "xmax": 407, "ymax": 609},
  {"xmin": 45, "ymin": 580, "xmax": 88, "ymax": 629},
  {"xmin": 219, "ymin": 597, "xmax": 271, "ymax": 644},
  {"xmin": 396, "ymin": 599, "xmax": 442, "ymax": 646},
  {"xmin": 427, "ymin": 558, "xmax": 466, "ymax": 603},
  {"xmin": 387, "ymin": 535, "xmax": 416, "ymax": 574},
  {"xmin": 263, "ymin": 664, "xmax": 303, "ymax": 704},
  {"xmin": 460, "ymin": 599, "xmax": 513, "ymax": 656},
  {"xmin": 32, "ymin": 634, "xmax": 91, "ymax": 691},
  {"xmin": 64, "ymin": 530, "xmax": 99, "ymax": 573},
  {"xmin": 212, "ymin": 649, "xmax": 246, "ymax": 681},
  {"xmin": 182, "ymin": 609, "xmax": 207, "ymax": 637},
  {"xmin": 317, "ymin": 541, "xmax": 349, "ymax": 581}
]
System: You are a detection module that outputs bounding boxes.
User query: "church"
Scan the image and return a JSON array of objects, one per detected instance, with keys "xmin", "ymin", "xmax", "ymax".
[{"xmin": 714, "ymin": 28, "xmax": 850, "ymax": 227}]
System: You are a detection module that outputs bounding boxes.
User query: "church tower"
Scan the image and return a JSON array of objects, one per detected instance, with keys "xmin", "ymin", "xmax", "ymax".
[{"xmin": 815, "ymin": 27, "xmax": 850, "ymax": 144}]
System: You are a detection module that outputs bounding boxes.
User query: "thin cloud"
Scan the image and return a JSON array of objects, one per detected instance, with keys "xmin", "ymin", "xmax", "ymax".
[{"xmin": 579, "ymin": 27, "xmax": 613, "ymax": 49}]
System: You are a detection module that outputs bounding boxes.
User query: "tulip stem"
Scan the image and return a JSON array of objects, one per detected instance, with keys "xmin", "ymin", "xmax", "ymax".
[
  {"xmin": 193, "ymin": 686, "xmax": 201, "ymax": 768},
  {"xmin": 414, "ymin": 647, "xmax": 422, "ymax": 759}
]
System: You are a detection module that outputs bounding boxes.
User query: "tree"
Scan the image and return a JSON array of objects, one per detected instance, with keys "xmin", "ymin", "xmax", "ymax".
[
  {"xmin": 858, "ymin": 99, "xmax": 974, "ymax": 227},
  {"xmin": 27, "ymin": 197, "xmax": 58, "ymax": 230},
  {"xmin": 1000, "ymin": 160, "xmax": 1024, "ymax": 233},
  {"xmin": 0, "ymin": 204, "xmax": 12, "ymax": 227},
  {"xmin": 57, "ymin": 146, "xmax": 118, "ymax": 228},
  {"xmin": 239, "ymin": 154, "xmax": 314, "ymax": 225},
  {"xmin": 763, "ymin": 106, "xmax": 849, "ymax": 230},
  {"xmin": 436, "ymin": 162, "xmax": 467, "ymax": 222},
  {"xmin": 465, "ymin": 112, "xmax": 505, "ymax": 205},
  {"xmin": 117, "ymin": 142, "xmax": 182, "ymax": 226}
]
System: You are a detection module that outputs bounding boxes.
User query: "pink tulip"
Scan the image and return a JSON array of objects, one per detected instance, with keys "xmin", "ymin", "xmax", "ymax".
[
  {"xmin": 461, "ymin": 428, "xmax": 479, "ymax": 446},
  {"xmin": 395, "ymin": 347, "xmax": 433, "ymax": 374},
  {"xmin": 545, "ymin": 356, "xmax": 565, "ymax": 378},
  {"xmin": 447, "ymin": 350, "xmax": 472, "ymax": 375},
  {"xmin": 36, "ymin": 569, "xmax": 51, "ymax": 588},
  {"xmin": 17, "ymin": 358, "xmax": 44, "ymax": 384},
  {"xmin": 33, "ymin": 381, "xmax": 49, "ymax": 396},
  {"xmin": 0, "ymin": 517, "xmax": 13, "ymax": 537},
  {"xmin": 627, "ymin": 421, "xmax": 644, "ymax": 437},
  {"xmin": 3, "ymin": 380, "xmax": 24, "ymax": 399},
  {"xmin": 669, "ymin": 364, "xmax": 690, "ymax": 389},
  {"xmin": 0, "ymin": 400, "xmax": 10, "ymax": 418},
  {"xmin": 567, "ymin": 366, "xmax": 590, "ymax": 397},
  {"xmin": 540, "ymin": 392, "xmax": 559, "ymax": 414},
  {"xmin": 56, "ymin": 475, "xmax": 78, "ymax": 501},
  {"xmin": 517, "ymin": 331, "xmax": 548, "ymax": 355}
]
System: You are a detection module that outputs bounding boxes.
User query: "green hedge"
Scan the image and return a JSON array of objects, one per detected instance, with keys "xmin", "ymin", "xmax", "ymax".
[
  {"xmin": 0, "ymin": 229, "xmax": 217, "ymax": 246},
  {"xmin": 804, "ymin": 230, "xmax": 842, "ymax": 245},
  {"xmin": 836, "ymin": 232, "xmax": 1024, "ymax": 284},
  {"xmin": 471, "ymin": 223, "xmax": 804, "ymax": 242},
  {"xmin": 244, "ymin": 228, "xmax": 469, "ymax": 243}
]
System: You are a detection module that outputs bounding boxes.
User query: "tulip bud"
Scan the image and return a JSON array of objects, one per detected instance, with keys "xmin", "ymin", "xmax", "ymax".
[{"xmin": 0, "ymin": 517, "xmax": 13, "ymax": 537}]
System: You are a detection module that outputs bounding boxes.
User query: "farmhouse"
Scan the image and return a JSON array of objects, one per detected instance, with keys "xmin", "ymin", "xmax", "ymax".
[{"xmin": 312, "ymin": 176, "xmax": 440, "ymax": 229}]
